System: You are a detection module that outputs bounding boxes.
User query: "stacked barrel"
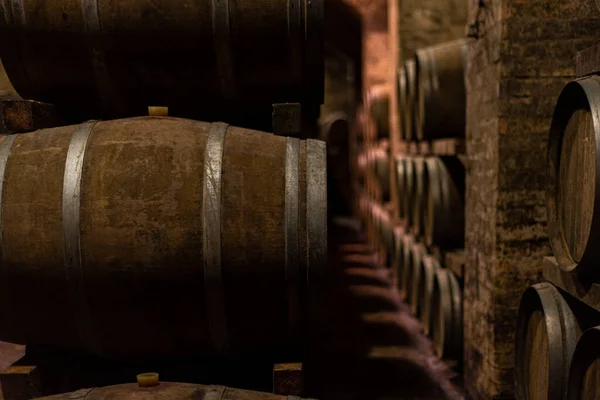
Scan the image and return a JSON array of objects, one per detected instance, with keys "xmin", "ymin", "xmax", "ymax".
[
  {"xmin": 0, "ymin": 1, "xmax": 333, "ymax": 398},
  {"xmin": 514, "ymin": 75, "xmax": 600, "ymax": 398},
  {"xmin": 353, "ymin": 38, "xmax": 469, "ymax": 370}
]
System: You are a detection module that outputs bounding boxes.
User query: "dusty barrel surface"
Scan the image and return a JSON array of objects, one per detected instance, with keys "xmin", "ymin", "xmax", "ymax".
[
  {"xmin": 515, "ymin": 283, "xmax": 580, "ymax": 400},
  {"xmin": 414, "ymin": 39, "xmax": 468, "ymax": 141},
  {"xmin": 423, "ymin": 157, "xmax": 465, "ymax": 249},
  {"xmin": 0, "ymin": 117, "xmax": 327, "ymax": 360},
  {"xmin": 404, "ymin": 59, "xmax": 417, "ymax": 141},
  {"xmin": 430, "ymin": 268, "xmax": 462, "ymax": 361},
  {"xmin": 36, "ymin": 382, "xmax": 311, "ymax": 400},
  {"xmin": 547, "ymin": 76, "xmax": 600, "ymax": 280},
  {"xmin": 0, "ymin": 0, "xmax": 324, "ymax": 119},
  {"xmin": 567, "ymin": 326, "xmax": 600, "ymax": 400},
  {"xmin": 417, "ymin": 256, "xmax": 441, "ymax": 336}
]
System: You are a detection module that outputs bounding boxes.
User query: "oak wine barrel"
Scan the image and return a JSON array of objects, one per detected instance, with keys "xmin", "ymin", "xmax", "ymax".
[
  {"xmin": 402, "ymin": 156, "xmax": 417, "ymax": 229},
  {"xmin": 37, "ymin": 382, "xmax": 312, "ymax": 400},
  {"xmin": 391, "ymin": 227, "xmax": 405, "ymax": 283},
  {"xmin": 430, "ymin": 268, "xmax": 462, "ymax": 361},
  {"xmin": 395, "ymin": 155, "xmax": 407, "ymax": 220},
  {"xmin": 515, "ymin": 283, "xmax": 580, "ymax": 400},
  {"xmin": 423, "ymin": 157, "xmax": 465, "ymax": 249},
  {"xmin": 414, "ymin": 39, "xmax": 468, "ymax": 141},
  {"xmin": 397, "ymin": 66, "xmax": 407, "ymax": 140},
  {"xmin": 567, "ymin": 326, "xmax": 600, "ymax": 400},
  {"xmin": 404, "ymin": 59, "xmax": 417, "ymax": 141},
  {"xmin": 0, "ymin": 0, "xmax": 324, "ymax": 120},
  {"xmin": 412, "ymin": 156, "xmax": 427, "ymax": 238},
  {"xmin": 374, "ymin": 146, "xmax": 390, "ymax": 202},
  {"xmin": 405, "ymin": 242, "xmax": 426, "ymax": 314},
  {"xmin": 0, "ymin": 116, "xmax": 327, "ymax": 361},
  {"xmin": 417, "ymin": 256, "xmax": 441, "ymax": 335},
  {"xmin": 547, "ymin": 76, "xmax": 600, "ymax": 280},
  {"xmin": 368, "ymin": 85, "xmax": 390, "ymax": 139},
  {"xmin": 398, "ymin": 234, "xmax": 415, "ymax": 296}
]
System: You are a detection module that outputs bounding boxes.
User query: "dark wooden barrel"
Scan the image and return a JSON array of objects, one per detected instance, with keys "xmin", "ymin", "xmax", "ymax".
[
  {"xmin": 391, "ymin": 227, "xmax": 405, "ymax": 285},
  {"xmin": 403, "ymin": 157, "xmax": 417, "ymax": 229},
  {"xmin": 547, "ymin": 76, "xmax": 600, "ymax": 280},
  {"xmin": 395, "ymin": 155, "xmax": 407, "ymax": 220},
  {"xmin": 515, "ymin": 283, "xmax": 580, "ymax": 400},
  {"xmin": 412, "ymin": 156, "xmax": 427, "ymax": 238},
  {"xmin": 0, "ymin": 0, "xmax": 324, "ymax": 120},
  {"xmin": 423, "ymin": 157, "xmax": 465, "ymax": 249},
  {"xmin": 417, "ymin": 256, "xmax": 441, "ymax": 336},
  {"xmin": 368, "ymin": 85, "xmax": 390, "ymax": 139},
  {"xmin": 567, "ymin": 326, "xmax": 600, "ymax": 400},
  {"xmin": 397, "ymin": 67, "xmax": 407, "ymax": 141},
  {"xmin": 431, "ymin": 268, "xmax": 462, "ymax": 361},
  {"xmin": 398, "ymin": 234, "xmax": 414, "ymax": 296},
  {"xmin": 405, "ymin": 242, "xmax": 426, "ymax": 314},
  {"xmin": 414, "ymin": 39, "xmax": 468, "ymax": 141},
  {"xmin": 0, "ymin": 117, "xmax": 327, "ymax": 361},
  {"xmin": 404, "ymin": 59, "xmax": 418, "ymax": 141},
  {"xmin": 37, "ymin": 382, "xmax": 309, "ymax": 400},
  {"xmin": 374, "ymin": 146, "xmax": 391, "ymax": 201}
]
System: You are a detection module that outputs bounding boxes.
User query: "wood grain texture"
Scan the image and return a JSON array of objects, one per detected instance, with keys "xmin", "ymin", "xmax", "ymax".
[
  {"xmin": 0, "ymin": 0, "xmax": 324, "ymax": 120},
  {"xmin": 0, "ymin": 116, "xmax": 327, "ymax": 361},
  {"xmin": 548, "ymin": 76, "xmax": 600, "ymax": 278},
  {"xmin": 515, "ymin": 283, "xmax": 580, "ymax": 400}
]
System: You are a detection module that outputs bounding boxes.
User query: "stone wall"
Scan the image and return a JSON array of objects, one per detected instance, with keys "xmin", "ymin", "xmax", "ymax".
[
  {"xmin": 399, "ymin": 0, "xmax": 468, "ymax": 62},
  {"xmin": 464, "ymin": 1, "xmax": 600, "ymax": 398}
]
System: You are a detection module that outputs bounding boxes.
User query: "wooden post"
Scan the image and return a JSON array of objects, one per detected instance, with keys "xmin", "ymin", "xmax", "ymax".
[{"xmin": 273, "ymin": 363, "xmax": 303, "ymax": 396}]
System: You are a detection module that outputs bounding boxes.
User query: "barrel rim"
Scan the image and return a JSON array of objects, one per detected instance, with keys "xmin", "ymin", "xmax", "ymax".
[
  {"xmin": 514, "ymin": 283, "xmax": 578, "ymax": 400},
  {"xmin": 418, "ymin": 255, "xmax": 441, "ymax": 335},
  {"xmin": 547, "ymin": 76, "xmax": 600, "ymax": 278},
  {"xmin": 431, "ymin": 268, "xmax": 453, "ymax": 359},
  {"xmin": 567, "ymin": 326, "xmax": 600, "ymax": 400},
  {"xmin": 407, "ymin": 242, "xmax": 426, "ymax": 313},
  {"xmin": 404, "ymin": 59, "xmax": 417, "ymax": 142}
]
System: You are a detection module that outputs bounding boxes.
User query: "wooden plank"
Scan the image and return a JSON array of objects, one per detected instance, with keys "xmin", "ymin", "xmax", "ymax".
[
  {"xmin": 0, "ymin": 366, "xmax": 42, "ymax": 400},
  {"xmin": 0, "ymin": 99, "xmax": 62, "ymax": 134},
  {"xmin": 273, "ymin": 363, "xmax": 303, "ymax": 396},
  {"xmin": 576, "ymin": 42, "xmax": 600, "ymax": 78},
  {"xmin": 543, "ymin": 255, "xmax": 600, "ymax": 312}
]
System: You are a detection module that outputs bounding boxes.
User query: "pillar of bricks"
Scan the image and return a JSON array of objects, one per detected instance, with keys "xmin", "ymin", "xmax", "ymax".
[{"xmin": 464, "ymin": 1, "xmax": 600, "ymax": 398}]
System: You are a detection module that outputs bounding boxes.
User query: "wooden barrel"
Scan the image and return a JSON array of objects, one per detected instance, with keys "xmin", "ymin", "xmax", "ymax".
[
  {"xmin": 417, "ymin": 256, "xmax": 441, "ymax": 335},
  {"xmin": 397, "ymin": 67, "xmax": 407, "ymax": 140},
  {"xmin": 412, "ymin": 156, "xmax": 427, "ymax": 238},
  {"xmin": 368, "ymin": 85, "xmax": 390, "ymax": 139},
  {"xmin": 414, "ymin": 39, "xmax": 468, "ymax": 141},
  {"xmin": 0, "ymin": 0, "xmax": 324, "ymax": 120},
  {"xmin": 423, "ymin": 157, "xmax": 465, "ymax": 249},
  {"xmin": 547, "ymin": 76, "xmax": 600, "ymax": 279},
  {"xmin": 430, "ymin": 269, "xmax": 462, "ymax": 361},
  {"xmin": 567, "ymin": 326, "xmax": 600, "ymax": 400},
  {"xmin": 398, "ymin": 234, "xmax": 414, "ymax": 296},
  {"xmin": 374, "ymin": 146, "xmax": 390, "ymax": 201},
  {"xmin": 403, "ymin": 157, "xmax": 417, "ymax": 229},
  {"xmin": 37, "ymin": 382, "xmax": 310, "ymax": 400},
  {"xmin": 515, "ymin": 283, "xmax": 580, "ymax": 400},
  {"xmin": 404, "ymin": 59, "xmax": 418, "ymax": 141},
  {"xmin": 395, "ymin": 155, "xmax": 407, "ymax": 220},
  {"xmin": 391, "ymin": 227, "xmax": 405, "ymax": 284},
  {"xmin": 405, "ymin": 242, "xmax": 426, "ymax": 314},
  {"xmin": 0, "ymin": 116, "xmax": 327, "ymax": 361}
]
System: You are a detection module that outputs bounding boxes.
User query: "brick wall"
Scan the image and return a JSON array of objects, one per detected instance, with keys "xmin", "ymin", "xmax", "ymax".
[
  {"xmin": 399, "ymin": 0, "xmax": 468, "ymax": 62},
  {"xmin": 464, "ymin": 1, "xmax": 600, "ymax": 398}
]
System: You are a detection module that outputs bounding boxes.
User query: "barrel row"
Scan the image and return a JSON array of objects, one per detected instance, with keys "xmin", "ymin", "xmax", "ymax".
[
  {"xmin": 0, "ymin": 0, "xmax": 324, "ymax": 121},
  {"xmin": 514, "ymin": 282, "xmax": 600, "ymax": 400},
  {"xmin": 0, "ymin": 116, "xmax": 327, "ymax": 362},
  {"xmin": 397, "ymin": 39, "xmax": 469, "ymax": 142},
  {"xmin": 358, "ymin": 201, "xmax": 463, "ymax": 364}
]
